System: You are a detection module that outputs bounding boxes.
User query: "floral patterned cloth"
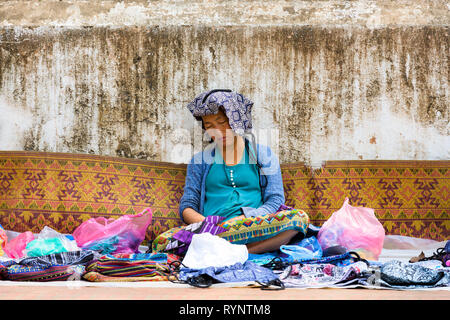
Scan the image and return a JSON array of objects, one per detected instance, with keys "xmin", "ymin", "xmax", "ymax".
[{"xmin": 278, "ymin": 261, "xmax": 369, "ymax": 288}]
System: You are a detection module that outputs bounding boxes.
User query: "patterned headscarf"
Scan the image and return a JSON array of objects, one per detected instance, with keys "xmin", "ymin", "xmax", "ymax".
[{"xmin": 186, "ymin": 89, "xmax": 254, "ymax": 136}]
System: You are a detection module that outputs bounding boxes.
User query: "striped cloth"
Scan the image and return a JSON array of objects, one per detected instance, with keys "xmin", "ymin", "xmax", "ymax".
[
  {"xmin": 98, "ymin": 252, "xmax": 168, "ymax": 262},
  {"xmin": 85, "ymin": 258, "xmax": 171, "ymax": 279},
  {"xmin": 95, "ymin": 252, "xmax": 181, "ymax": 265},
  {"xmin": 164, "ymin": 215, "xmax": 227, "ymax": 255}
]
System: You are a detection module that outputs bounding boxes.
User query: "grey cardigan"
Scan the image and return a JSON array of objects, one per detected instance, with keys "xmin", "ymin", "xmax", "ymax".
[{"xmin": 178, "ymin": 139, "xmax": 285, "ymax": 223}]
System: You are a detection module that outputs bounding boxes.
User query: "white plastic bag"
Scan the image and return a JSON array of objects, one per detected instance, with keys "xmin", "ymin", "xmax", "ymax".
[
  {"xmin": 383, "ymin": 235, "xmax": 446, "ymax": 250},
  {"xmin": 182, "ymin": 233, "xmax": 248, "ymax": 269},
  {"xmin": 36, "ymin": 226, "xmax": 80, "ymax": 252}
]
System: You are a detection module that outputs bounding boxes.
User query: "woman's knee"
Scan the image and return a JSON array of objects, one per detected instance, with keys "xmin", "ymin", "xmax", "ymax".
[
  {"xmin": 246, "ymin": 229, "xmax": 299, "ymax": 254},
  {"xmin": 278, "ymin": 229, "xmax": 299, "ymax": 245}
]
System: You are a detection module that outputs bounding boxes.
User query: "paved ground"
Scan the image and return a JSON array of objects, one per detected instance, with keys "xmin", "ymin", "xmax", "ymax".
[{"xmin": 1, "ymin": 283, "xmax": 448, "ymax": 300}]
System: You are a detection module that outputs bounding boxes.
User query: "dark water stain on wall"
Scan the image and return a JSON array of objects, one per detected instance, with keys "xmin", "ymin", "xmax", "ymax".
[{"xmin": 0, "ymin": 25, "xmax": 448, "ymax": 163}]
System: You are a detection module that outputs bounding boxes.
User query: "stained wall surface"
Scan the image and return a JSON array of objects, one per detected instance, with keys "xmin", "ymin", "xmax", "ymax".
[{"xmin": 0, "ymin": 1, "xmax": 448, "ymax": 166}]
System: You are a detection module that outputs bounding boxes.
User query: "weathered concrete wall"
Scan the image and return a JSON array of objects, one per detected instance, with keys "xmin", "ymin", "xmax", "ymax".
[{"xmin": 0, "ymin": 1, "xmax": 448, "ymax": 166}]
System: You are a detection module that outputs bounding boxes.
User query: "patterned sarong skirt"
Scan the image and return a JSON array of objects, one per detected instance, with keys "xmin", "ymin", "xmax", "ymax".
[{"xmin": 152, "ymin": 208, "xmax": 310, "ymax": 253}]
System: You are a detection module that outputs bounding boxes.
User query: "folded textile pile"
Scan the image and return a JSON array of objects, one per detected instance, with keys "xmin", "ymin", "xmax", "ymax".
[
  {"xmin": 0, "ymin": 201, "xmax": 448, "ymax": 290},
  {"xmin": 0, "ymin": 250, "xmax": 95, "ymax": 281},
  {"xmin": 83, "ymin": 253, "xmax": 176, "ymax": 282},
  {"xmin": 0, "ymin": 209, "xmax": 177, "ymax": 283}
]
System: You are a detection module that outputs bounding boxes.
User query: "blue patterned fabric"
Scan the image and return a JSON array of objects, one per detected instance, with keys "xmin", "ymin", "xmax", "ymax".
[
  {"xmin": 186, "ymin": 89, "xmax": 254, "ymax": 135},
  {"xmin": 101, "ymin": 253, "xmax": 168, "ymax": 263},
  {"xmin": 378, "ymin": 260, "xmax": 450, "ymax": 288},
  {"xmin": 178, "ymin": 261, "xmax": 278, "ymax": 284},
  {"xmin": 248, "ymin": 252, "xmax": 280, "ymax": 265},
  {"xmin": 289, "ymin": 252, "xmax": 356, "ymax": 267}
]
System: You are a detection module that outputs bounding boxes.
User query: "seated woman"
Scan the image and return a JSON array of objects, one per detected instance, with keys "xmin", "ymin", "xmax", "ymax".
[{"xmin": 153, "ymin": 89, "xmax": 309, "ymax": 254}]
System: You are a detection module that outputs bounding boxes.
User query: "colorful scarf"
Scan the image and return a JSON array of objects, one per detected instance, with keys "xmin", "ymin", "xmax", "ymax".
[
  {"xmin": 165, "ymin": 216, "xmax": 227, "ymax": 255},
  {"xmin": 186, "ymin": 89, "xmax": 254, "ymax": 136}
]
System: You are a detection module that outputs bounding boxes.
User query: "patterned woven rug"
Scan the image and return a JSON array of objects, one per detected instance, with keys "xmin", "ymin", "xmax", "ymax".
[
  {"xmin": 0, "ymin": 151, "xmax": 186, "ymax": 244},
  {"xmin": 0, "ymin": 152, "xmax": 448, "ymax": 242},
  {"xmin": 282, "ymin": 161, "xmax": 449, "ymax": 241}
]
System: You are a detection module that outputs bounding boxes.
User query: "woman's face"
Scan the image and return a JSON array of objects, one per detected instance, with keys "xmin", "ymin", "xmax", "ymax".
[{"xmin": 202, "ymin": 109, "xmax": 235, "ymax": 147}]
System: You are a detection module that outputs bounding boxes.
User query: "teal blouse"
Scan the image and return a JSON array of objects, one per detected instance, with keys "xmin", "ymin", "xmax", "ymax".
[{"xmin": 203, "ymin": 145, "xmax": 264, "ymax": 221}]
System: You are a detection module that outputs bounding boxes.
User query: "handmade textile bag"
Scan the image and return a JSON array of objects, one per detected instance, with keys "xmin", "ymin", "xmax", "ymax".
[
  {"xmin": 83, "ymin": 253, "xmax": 175, "ymax": 282},
  {"xmin": 152, "ymin": 208, "xmax": 309, "ymax": 253},
  {"xmin": 85, "ymin": 258, "xmax": 171, "ymax": 278}
]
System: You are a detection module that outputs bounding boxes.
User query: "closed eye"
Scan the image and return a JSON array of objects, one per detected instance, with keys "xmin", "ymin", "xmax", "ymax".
[{"xmin": 205, "ymin": 120, "xmax": 227, "ymax": 129}]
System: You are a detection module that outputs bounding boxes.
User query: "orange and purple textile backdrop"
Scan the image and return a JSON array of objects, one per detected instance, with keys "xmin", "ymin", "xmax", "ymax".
[
  {"xmin": 0, "ymin": 152, "xmax": 448, "ymax": 242},
  {"xmin": 282, "ymin": 161, "xmax": 449, "ymax": 241}
]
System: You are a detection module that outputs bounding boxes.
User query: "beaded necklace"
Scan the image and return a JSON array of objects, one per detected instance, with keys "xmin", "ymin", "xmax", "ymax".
[{"xmin": 219, "ymin": 143, "xmax": 244, "ymax": 189}]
